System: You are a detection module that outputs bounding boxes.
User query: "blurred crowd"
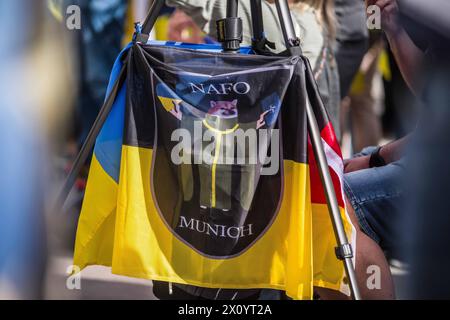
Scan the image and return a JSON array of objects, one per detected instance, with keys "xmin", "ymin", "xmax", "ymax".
[{"xmin": 0, "ymin": 0, "xmax": 450, "ymax": 299}]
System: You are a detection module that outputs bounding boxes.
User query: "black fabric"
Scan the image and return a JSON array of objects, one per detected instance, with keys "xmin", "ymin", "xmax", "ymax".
[
  {"xmin": 122, "ymin": 43, "xmax": 326, "ymax": 300},
  {"xmin": 124, "ymin": 44, "xmax": 301, "ymax": 259},
  {"xmin": 153, "ymin": 281, "xmax": 261, "ymax": 300}
]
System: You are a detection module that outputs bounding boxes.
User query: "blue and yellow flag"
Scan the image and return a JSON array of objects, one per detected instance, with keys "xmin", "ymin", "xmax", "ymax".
[{"xmin": 73, "ymin": 42, "xmax": 355, "ymax": 300}]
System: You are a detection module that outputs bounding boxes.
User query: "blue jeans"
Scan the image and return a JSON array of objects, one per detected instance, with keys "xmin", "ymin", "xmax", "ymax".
[{"xmin": 344, "ymin": 147, "xmax": 405, "ymax": 257}]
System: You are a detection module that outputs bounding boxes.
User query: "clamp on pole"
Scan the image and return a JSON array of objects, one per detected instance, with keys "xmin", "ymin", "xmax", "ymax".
[
  {"xmin": 216, "ymin": 17, "xmax": 243, "ymax": 52},
  {"xmin": 133, "ymin": 22, "xmax": 147, "ymax": 43},
  {"xmin": 217, "ymin": 0, "xmax": 243, "ymax": 52},
  {"xmin": 335, "ymin": 243, "xmax": 354, "ymax": 260}
]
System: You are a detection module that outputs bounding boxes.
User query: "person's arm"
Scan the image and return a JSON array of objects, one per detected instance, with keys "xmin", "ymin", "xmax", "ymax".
[
  {"xmin": 344, "ymin": 135, "xmax": 409, "ymax": 173},
  {"xmin": 367, "ymin": 0, "xmax": 425, "ymax": 96},
  {"xmin": 378, "ymin": 135, "xmax": 409, "ymax": 164},
  {"xmin": 167, "ymin": 9, "xmax": 205, "ymax": 43}
]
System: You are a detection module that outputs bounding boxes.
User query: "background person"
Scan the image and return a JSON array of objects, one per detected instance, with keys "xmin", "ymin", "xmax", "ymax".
[
  {"xmin": 334, "ymin": 0, "xmax": 369, "ymax": 99},
  {"xmin": 343, "ymin": 0, "xmax": 431, "ymax": 292},
  {"xmin": 346, "ymin": 32, "xmax": 385, "ymax": 152}
]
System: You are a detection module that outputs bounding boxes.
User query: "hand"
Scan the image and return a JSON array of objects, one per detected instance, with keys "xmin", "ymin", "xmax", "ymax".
[
  {"xmin": 167, "ymin": 10, "xmax": 204, "ymax": 43},
  {"xmin": 344, "ymin": 155, "xmax": 370, "ymax": 174},
  {"xmin": 366, "ymin": 0, "xmax": 401, "ymax": 36}
]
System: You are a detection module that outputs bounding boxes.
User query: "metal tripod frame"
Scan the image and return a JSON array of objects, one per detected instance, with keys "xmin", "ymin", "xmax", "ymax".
[
  {"xmin": 273, "ymin": 0, "xmax": 361, "ymax": 299},
  {"xmin": 57, "ymin": 0, "xmax": 361, "ymax": 300}
]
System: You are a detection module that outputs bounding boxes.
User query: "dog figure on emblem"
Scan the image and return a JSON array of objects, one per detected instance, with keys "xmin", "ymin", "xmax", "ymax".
[{"xmin": 207, "ymin": 100, "xmax": 238, "ymax": 119}]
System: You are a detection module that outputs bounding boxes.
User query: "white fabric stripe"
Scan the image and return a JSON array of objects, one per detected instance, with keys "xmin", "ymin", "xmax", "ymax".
[
  {"xmin": 321, "ymin": 138, "xmax": 344, "ymax": 200},
  {"xmin": 321, "ymin": 138, "xmax": 357, "ymax": 296}
]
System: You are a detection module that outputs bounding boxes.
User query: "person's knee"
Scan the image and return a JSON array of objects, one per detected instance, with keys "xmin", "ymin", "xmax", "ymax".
[{"xmin": 345, "ymin": 196, "xmax": 363, "ymax": 233}]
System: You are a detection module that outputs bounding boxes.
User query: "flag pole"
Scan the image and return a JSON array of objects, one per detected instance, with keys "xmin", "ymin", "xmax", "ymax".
[
  {"xmin": 55, "ymin": 0, "xmax": 165, "ymax": 211},
  {"xmin": 274, "ymin": 0, "xmax": 362, "ymax": 300},
  {"xmin": 250, "ymin": 0, "xmax": 275, "ymax": 53},
  {"xmin": 135, "ymin": 0, "xmax": 165, "ymax": 43}
]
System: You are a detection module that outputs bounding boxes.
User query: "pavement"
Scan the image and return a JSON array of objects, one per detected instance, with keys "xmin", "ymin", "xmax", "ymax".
[
  {"xmin": 44, "ymin": 255, "xmax": 408, "ymax": 300},
  {"xmin": 44, "ymin": 256, "xmax": 157, "ymax": 300}
]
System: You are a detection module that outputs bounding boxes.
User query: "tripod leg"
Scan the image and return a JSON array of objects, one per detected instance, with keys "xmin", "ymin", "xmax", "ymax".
[
  {"xmin": 274, "ymin": 0, "xmax": 361, "ymax": 300},
  {"xmin": 54, "ymin": 64, "xmax": 127, "ymax": 212},
  {"xmin": 226, "ymin": 0, "xmax": 239, "ymax": 18},
  {"xmin": 305, "ymin": 96, "xmax": 362, "ymax": 300},
  {"xmin": 250, "ymin": 0, "xmax": 264, "ymax": 41},
  {"xmin": 250, "ymin": 0, "xmax": 276, "ymax": 53},
  {"xmin": 136, "ymin": 0, "xmax": 166, "ymax": 43},
  {"xmin": 274, "ymin": 0, "xmax": 301, "ymax": 50}
]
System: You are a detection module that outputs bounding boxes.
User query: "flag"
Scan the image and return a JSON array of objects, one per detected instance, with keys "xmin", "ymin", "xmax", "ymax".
[{"xmin": 73, "ymin": 41, "xmax": 355, "ymax": 300}]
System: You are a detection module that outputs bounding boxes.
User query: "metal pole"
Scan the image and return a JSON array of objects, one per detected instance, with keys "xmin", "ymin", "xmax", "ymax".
[
  {"xmin": 142, "ymin": 0, "xmax": 165, "ymax": 34},
  {"xmin": 250, "ymin": 0, "xmax": 264, "ymax": 41},
  {"xmin": 305, "ymin": 96, "xmax": 362, "ymax": 300},
  {"xmin": 55, "ymin": 65, "xmax": 127, "ymax": 212},
  {"xmin": 274, "ymin": 0, "xmax": 361, "ymax": 300},
  {"xmin": 249, "ymin": 0, "xmax": 276, "ymax": 53},
  {"xmin": 227, "ymin": 0, "xmax": 239, "ymax": 18},
  {"xmin": 274, "ymin": 0, "xmax": 300, "ymax": 49},
  {"xmin": 136, "ymin": 0, "xmax": 165, "ymax": 43}
]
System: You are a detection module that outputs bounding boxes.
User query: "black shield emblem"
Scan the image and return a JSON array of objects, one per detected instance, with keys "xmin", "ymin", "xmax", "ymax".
[{"xmin": 126, "ymin": 46, "xmax": 295, "ymax": 258}]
